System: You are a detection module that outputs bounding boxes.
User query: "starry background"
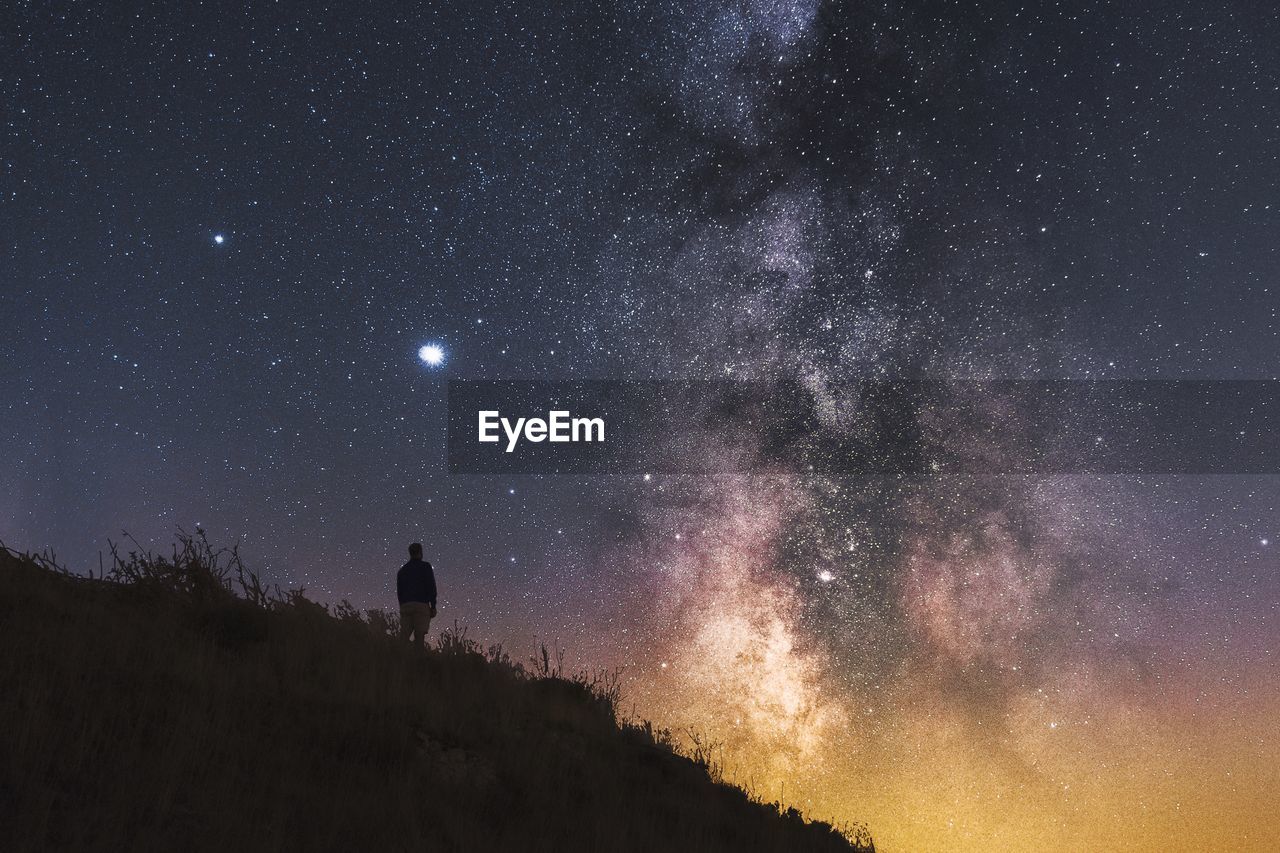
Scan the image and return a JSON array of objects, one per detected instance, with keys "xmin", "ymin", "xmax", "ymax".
[{"xmin": 2, "ymin": 1, "xmax": 1278, "ymax": 850}]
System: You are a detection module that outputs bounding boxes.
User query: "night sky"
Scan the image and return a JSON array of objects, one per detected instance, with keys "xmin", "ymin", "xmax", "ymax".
[{"xmin": 3, "ymin": 1, "xmax": 1278, "ymax": 850}]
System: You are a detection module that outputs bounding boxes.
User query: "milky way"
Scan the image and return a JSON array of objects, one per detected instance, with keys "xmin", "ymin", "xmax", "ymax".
[{"xmin": 577, "ymin": 2, "xmax": 1279, "ymax": 848}]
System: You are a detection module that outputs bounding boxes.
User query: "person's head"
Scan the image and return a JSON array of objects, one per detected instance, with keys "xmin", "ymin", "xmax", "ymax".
[{"xmin": 408, "ymin": 542, "xmax": 423, "ymax": 560}]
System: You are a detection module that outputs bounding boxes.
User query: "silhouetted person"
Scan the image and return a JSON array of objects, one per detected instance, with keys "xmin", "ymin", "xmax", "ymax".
[{"xmin": 397, "ymin": 542, "xmax": 437, "ymax": 648}]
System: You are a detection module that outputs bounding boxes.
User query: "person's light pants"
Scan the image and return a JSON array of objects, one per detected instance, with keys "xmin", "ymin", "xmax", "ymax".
[{"xmin": 400, "ymin": 602, "xmax": 434, "ymax": 646}]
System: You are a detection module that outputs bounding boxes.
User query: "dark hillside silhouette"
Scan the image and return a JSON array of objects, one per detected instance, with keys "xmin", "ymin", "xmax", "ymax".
[{"xmin": 0, "ymin": 533, "xmax": 874, "ymax": 853}]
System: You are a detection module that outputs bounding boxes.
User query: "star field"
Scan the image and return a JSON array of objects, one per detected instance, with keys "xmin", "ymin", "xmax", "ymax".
[{"xmin": 2, "ymin": 2, "xmax": 1278, "ymax": 850}]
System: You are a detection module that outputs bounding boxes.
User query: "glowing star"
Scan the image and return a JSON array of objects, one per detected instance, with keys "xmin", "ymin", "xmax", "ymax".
[
  {"xmin": 213, "ymin": 234, "xmax": 225, "ymax": 245},
  {"xmin": 817, "ymin": 570, "xmax": 835, "ymax": 583},
  {"xmin": 418, "ymin": 343, "xmax": 445, "ymax": 367}
]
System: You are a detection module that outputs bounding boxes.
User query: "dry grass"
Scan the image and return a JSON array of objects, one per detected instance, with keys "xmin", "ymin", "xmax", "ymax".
[{"xmin": 0, "ymin": 532, "xmax": 872, "ymax": 853}]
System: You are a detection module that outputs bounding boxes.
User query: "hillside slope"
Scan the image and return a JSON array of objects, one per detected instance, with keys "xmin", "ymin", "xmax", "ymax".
[{"xmin": 0, "ymin": 536, "xmax": 873, "ymax": 853}]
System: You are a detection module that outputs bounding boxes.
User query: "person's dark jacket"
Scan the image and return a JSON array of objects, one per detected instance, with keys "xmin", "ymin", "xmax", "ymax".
[{"xmin": 397, "ymin": 558, "xmax": 437, "ymax": 607}]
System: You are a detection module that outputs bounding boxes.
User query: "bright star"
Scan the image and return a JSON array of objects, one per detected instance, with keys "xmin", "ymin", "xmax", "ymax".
[
  {"xmin": 418, "ymin": 343, "xmax": 445, "ymax": 367},
  {"xmin": 213, "ymin": 234, "xmax": 225, "ymax": 245}
]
